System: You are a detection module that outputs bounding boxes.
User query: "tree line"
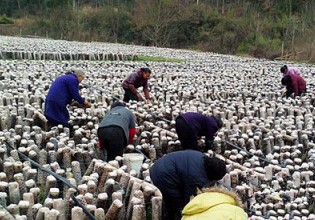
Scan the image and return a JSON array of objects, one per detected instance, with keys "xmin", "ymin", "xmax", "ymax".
[{"xmin": 0, "ymin": 0, "xmax": 314, "ymax": 63}]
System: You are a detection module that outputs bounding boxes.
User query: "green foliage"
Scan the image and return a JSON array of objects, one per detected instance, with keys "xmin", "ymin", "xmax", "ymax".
[
  {"xmin": 49, "ymin": 7, "xmax": 78, "ymax": 40},
  {"xmin": 237, "ymin": 33, "xmax": 282, "ymax": 59},
  {"xmin": 0, "ymin": 15, "xmax": 14, "ymax": 24},
  {"xmin": 38, "ymin": 184, "xmax": 47, "ymax": 205},
  {"xmin": 23, "ymin": 17, "xmax": 49, "ymax": 37},
  {"xmin": 237, "ymin": 42, "xmax": 252, "ymax": 54},
  {"xmin": 198, "ymin": 17, "xmax": 246, "ymax": 54}
]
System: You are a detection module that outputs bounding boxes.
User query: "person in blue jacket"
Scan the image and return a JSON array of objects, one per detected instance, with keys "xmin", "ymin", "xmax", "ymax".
[
  {"xmin": 175, "ymin": 112, "xmax": 223, "ymax": 151},
  {"xmin": 149, "ymin": 150, "xmax": 227, "ymax": 220},
  {"xmin": 44, "ymin": 69, "xmax": 91, "ymax": 129}
]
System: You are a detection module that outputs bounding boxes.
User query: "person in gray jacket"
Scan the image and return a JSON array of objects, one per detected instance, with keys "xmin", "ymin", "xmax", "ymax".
[{"xmin": 98, "ymin": 101, "xmax": 136, "ymax": 161}]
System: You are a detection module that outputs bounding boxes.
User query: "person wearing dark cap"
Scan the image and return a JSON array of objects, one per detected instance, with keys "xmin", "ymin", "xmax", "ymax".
[
  {"xmin": 182, "ymin": 180, "xmax": 248, "ymax": 220},
  {"xmin": 98, "ymin": 101, "xmax": 136, "ymax": 161},
  {"xmin": 44, "ymin": 69, "xmax": 91, "ymax": 130},
  {"xmin": 149, "ymin": 150, "xmax": 227, "ymax": 220},
  {"xmin": 122, "ymin": 67, "xmax": 151, "ymax": 103},
  {"xmin": 280, "ymin": 65, "xmax": 301, "ymax": 76},
  {"xmin": 175, "ymin": 112, "xmax": 223, "ymax": 151},
  {"xmin": 281, "ymin": 73, "xmax": 306, "ymax": 98}
]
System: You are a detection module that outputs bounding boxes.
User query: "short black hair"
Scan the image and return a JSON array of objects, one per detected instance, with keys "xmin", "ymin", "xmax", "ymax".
[
  {"xmin": 280, "ymin": 65, "xmax": 288, "ymax": 73},
  {"xmin": 110, "ymin": 101, "xmax": 125, "ymax": 109},
  {"xmin": 204, "ymin": 156, "xmax": 226, "ymax": 180},
  {"xmin": 281, "ymin": 74, "xmax": 292, "ymax": 86},
  {"xmin": 141, "ymin": 68, "xmax": 151, "ymax": 74}
]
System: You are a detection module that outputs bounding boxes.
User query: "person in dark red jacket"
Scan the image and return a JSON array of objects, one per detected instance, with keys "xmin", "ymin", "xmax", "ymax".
[
  {"xmin": 175, "ymin": 112, "xmax": 223, "ymax": 151},
  {"xmin": 44, "ymin": 69, "xmax": 91, "ymax": 130},
  {"xmin": 149, "ymin": 150, "xmax": 226, "ymax": 220},
  {"xmin": 122, "ymin": 68, "xmax": 151, "ymax": 103},
  {"xmin": 98, "ymin": 101, "xmax": 136, "ymax": 161},
  {"xmin": 281, "ymin": 73, "xmax": 306, "ymax": 98}
]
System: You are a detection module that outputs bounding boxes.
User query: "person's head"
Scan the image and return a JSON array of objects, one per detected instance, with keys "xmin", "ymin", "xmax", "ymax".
[
  {"xmin": 110, "ymin": 101, "xmax": 126, "ymax": 109},
  {"xmin": 281, "ymin": 74, "xmax": 292, "ymax": 86},
  {"xmin": 141, "ymin": 68, "xmax": 151, "ymax": 79},
  {"xmin": 280, "ymin": 65, "xmax": 288, "ymax": 74},
  {"xmin": 72, "ymin": 69, "xmax": 85, "ymax": 82},
  {"xmin": 204, "ymin": 156, "xmax": 226, "ymax": 180},
  {"xmin": 214, "ymin": 116, "xmax": 223, "ymax": 130}
]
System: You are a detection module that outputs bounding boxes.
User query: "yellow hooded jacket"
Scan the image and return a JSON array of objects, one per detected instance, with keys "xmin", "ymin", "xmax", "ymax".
[{"xmin": 181, "ymin": 186, "xmax": 248, "ymax": 220}]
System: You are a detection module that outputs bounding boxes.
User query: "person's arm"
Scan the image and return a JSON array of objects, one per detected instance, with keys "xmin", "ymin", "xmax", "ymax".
[
  {"xmin": 124, "ymin": 72, "xmax": 141, "ymax": 95},
  {"xmin": 292, "ymin": 79, "xmax": 299, "ymax": 97},
  {"xmin": 205, "ymin": 117, "xmax": 218, "ymax": 148},
  {"xmin": 128, "ymin": 128, "xmax": 136, "ymax": 144},
  {"xmin": 285, "ymin": 87, "xmax": 293, "ymax": 97},
  {"xmin": 67, "ymin": 76, "xmax": 85, "ymax": 104},
  {"xmin": 83, "ymin": 100, "xmax": 91, "ymax": 108},
  {"xmin": 143, "ymin": 81, "xmax": 151, "ymax": 101},
  {"xmin": 128, "ymin": 112, "xmax": 137, "ymax": 144},
  {"xmin": 293, "ymin": 67, "xmax": 301, "ymax": 75},
  {"xmin": 205, "ymin": 137, "xmax": 214, "ymax": 150},
  {"xmin": 98, "ymin": 138, "xmax": 104, "ymax": 148}
]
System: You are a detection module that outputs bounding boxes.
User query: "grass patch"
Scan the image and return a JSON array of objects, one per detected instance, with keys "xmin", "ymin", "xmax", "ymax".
[
  {"xmin": 38, "ymin": 184, "xmax": 47, "ymax": 204},
  {"xmin": 135, "ymin": 55, "xmax": 185, "ymax": 63}
]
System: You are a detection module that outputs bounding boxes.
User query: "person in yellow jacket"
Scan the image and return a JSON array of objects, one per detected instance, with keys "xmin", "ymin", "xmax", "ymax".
[{"xmin": 182, "ymin": 182, "xmax": 248, "ymax": 220}]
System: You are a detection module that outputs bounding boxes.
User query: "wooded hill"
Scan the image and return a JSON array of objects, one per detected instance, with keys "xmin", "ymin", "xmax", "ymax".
[{"xmin": 0, "ymin": 0, "xmax": 314, "ymax": 63}]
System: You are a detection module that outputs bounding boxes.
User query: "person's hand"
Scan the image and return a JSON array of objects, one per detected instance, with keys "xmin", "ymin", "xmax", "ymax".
[
  {"xmin": 136, "ymin": 93, "xmax": 144, "ymax": 101},
  {"xmin": 97, "ymin": 139, "xmax": 103, "ymax": 148},
  {"xmin": 280, "ymin": 88, "xmax": 286, "ymax": 97},
  {"xmin": 146, "ymin": 99, "xmax": 151, "ymax": 104},
  {"xmin": 84, "ymin": 100, "xmax": 91, "ymax": 108}
]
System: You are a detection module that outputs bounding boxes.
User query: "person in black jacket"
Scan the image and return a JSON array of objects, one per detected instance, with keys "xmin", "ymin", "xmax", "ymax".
[{"xmin": 149, "ymin": 150, "xmax": 226, "ymax": 220}]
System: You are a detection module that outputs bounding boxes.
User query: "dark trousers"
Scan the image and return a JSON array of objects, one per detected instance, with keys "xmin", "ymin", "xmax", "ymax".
[
  {"xmin": 150, "ymin": 171, "xmax": 185, "ymax": 220},
  {"xmin": 47, "ymin": 118, "xmax": 69, "ymax": 131},
  {"xmin": 162, "ymin": 196, "xmax": 185, "ymax": 220},
  {"xmin": 286, "ymin": 87, "xmax": 307, "ymax": 98},
  {"xmin": 285, "ymin": 86, "xmax": 294, "ymax": 98},
  {"xmin": 98, "ymin": 126, "xmax": 126, "ymax": 161},
  {"xmin": 175, "ymin": 116, "xmax": 198, "ymax": 150},
  {"xmin": 123, "ymin": 88, "xmax": 140, "ymax": 102}
]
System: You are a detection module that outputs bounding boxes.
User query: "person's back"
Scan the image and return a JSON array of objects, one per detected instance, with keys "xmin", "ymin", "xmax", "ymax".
[
  {"xmin": 182, "ymin": 186, "xmax": 248, "ymax": 220},
  {"xmin": 99, "ymin": 105, "xmax": 135, "ymax": 142},
  {"xmin": 122, "ymin": 69, "xmax": 149, "ymax": 89},
  {"xmin": 285, "ymin": 73, "xmax": 306, "ymax": 97},
  {"xmin": 150, "ymin": 150, "xmax": 210, "ymax": 202},
  {"xmin": 287, "ymin": 66, "xmax": 301, "ymax": 75},
  {"xmin": 45, "ymin": 71, "xmax": 87, "ymax": 127},
  {"xmin": 149, "ymin": 150, "xmax": 226, "ymax": 220},
  {"xmin": 46, "ymin": 73, "xmax": 84, "ymax": 106},
  {"xmin": 180, "ymin": 112, "xmax": 220, "ymax": 137},
  {"xmin": 98, "ymin": 102, "xmax": 136, "ymax": 161},
  {"xmin": 175, "ymin": 112, "xmax": 222, "ymax": 150},
  {"xmin": 280, "ymin": 65, "xmax": 301, "ymax": 75}
]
